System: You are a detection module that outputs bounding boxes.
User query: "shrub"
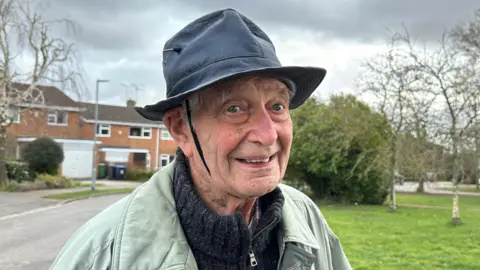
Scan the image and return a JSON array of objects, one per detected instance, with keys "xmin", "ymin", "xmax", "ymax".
[
  {"xmin": 6, "ymin": 161, "xmax": 35, "ymax": 182},
  {"xmin": 3, "ymin": 179, "xmax": 47, "ymax": 192},
  {"xmin": 289, "ymin": 95, "xmax": 391, "ymax": 205},
  {"xmin": 36, "ymin": 173, "xmax": 73, "ymax": 189},
  {"xmin": 2, "ymin": 174, "xmax": 73, "ymax": 192},
  {"xmin": 21, "ymin": 137, "xmax": 64, "ymax": 175},
  {"xmin": 126, "ymin": 168, "xmax": 156, "ymax": 182}
]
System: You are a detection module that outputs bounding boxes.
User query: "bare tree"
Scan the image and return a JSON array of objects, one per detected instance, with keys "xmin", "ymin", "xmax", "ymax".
[
  {"xmin": 400, "ymin": 29, "xmax": 480, "ymax": 225},
  {"xmin": 450, "ymin": 9, "xmax": 480, "ymax": 61},
  {"xmin": 357, "ymin": 26, "xmax": 429, "ymax": 212},
  {"xmin": 0, "ymin": 0, "xmax": 84, "ymax": 186},
  {"xmin": 450, "ymin": 9, "xmax": 480, "ymax": 192}
]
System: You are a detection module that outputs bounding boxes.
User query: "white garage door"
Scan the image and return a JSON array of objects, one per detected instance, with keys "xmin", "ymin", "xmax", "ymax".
[{"xmin": 62, "ymin": 142, "xmax": 93, "ymax": 179}]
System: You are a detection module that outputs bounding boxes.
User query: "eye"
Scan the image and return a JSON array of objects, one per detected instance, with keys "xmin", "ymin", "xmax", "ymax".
[
  {"xmin": 227, "ymin": 105, "xmax": 241, "ymax": 113},
  {"xmin": 272, "ymin": 104, "xmax": 285, "ymax": 112}
]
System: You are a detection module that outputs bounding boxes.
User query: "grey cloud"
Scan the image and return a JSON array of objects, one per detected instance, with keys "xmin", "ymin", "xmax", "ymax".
[
  {"xmin": 163, "ymin": 0, "xmax": 480, "ymax": 42},
  {"xmin": 47, "ymin": 0, "xmax": 480, "ymax": 52},
  {"xmin": 46, "ymin": 0, "xmax": 175, "ymax": 51},
  {"xmin": 42, "ymin": 0, "xmax": 480, "ymax": 57},
  {"xmin": 51, "ymin": 0, "xmax": 479, "ymax": 109}
]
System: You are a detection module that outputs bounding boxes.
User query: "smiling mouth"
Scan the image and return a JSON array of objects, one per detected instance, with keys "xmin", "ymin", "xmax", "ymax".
[{"xmin": 236, "ymin": 154, "xmax": 275, "ymax": 164}]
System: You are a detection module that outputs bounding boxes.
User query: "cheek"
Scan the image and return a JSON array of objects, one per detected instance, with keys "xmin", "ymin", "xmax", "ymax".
[
  {"xmin": 212, "ymin": 131, "xmax": 242, "ymax": 158},
  {"xmin": 278, "ymin": 123, "xmax": 293, "ymax": 151}
]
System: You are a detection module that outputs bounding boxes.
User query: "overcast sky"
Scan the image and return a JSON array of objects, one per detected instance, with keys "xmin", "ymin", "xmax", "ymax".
[{"xmin": 43, "ymin": 0, "xmax": 479, "ymax": 108}]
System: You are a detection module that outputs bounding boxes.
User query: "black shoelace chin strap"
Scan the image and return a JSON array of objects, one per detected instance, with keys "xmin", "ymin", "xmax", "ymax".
[{"xmin": 185, "ymin": 99, "xmax": 211, "ymax": 175}]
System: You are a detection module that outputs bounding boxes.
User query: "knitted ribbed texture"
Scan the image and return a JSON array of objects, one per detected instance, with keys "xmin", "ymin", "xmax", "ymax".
[{"xmin": 172, "ymin": 151, "xmax": 284, "ymax": 269}]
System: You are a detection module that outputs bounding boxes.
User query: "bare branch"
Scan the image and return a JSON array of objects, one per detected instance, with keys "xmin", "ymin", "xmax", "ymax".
[{"xmin": 0, "ymin": 0, "xmax": 86, "ymax": 185}]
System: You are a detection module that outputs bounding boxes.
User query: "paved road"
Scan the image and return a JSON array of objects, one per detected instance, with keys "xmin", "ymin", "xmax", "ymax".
[
  {"xmin": 0, "ymin": 180, "xmax": 141, "ymax": 217},
  {"xmin": 0, "ymin": 192, "xmax": 57, "ymax": 217},
  {"xmin": 0, "ymin": 194, "xmax": 126, "ymax": 270},
  {"xmin": 395, "ymin": 182, "xmax": 480, "ymax": 196}
]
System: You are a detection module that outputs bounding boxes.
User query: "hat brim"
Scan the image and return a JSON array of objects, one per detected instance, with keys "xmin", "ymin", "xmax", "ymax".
[{"xmin": 135, "ymin": 66, "xmax": 326, "ymax": 121}]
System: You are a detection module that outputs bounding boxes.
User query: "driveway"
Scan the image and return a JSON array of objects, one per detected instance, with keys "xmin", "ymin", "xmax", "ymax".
[{"xmin": 0, "ymin": 194, "xmax": 126, "ymax": 270}]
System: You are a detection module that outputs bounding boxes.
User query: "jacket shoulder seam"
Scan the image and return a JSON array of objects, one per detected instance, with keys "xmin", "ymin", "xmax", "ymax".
[
  {"xmin": 291, "ymin": 197, "xmax": 337, "ymax": 238},
  {"xmin": 82, "ymin": 234, "xmax": 115, "ymax": 270}
]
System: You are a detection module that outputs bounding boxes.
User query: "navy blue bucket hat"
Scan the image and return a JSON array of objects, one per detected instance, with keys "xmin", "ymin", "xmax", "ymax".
[{"xmin": 135, "ymin": 8, "xmax": 327, "ymax": 121}]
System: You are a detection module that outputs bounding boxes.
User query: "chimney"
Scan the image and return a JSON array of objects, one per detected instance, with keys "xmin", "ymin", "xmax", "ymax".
[{"xmin": 126, "ymin": 99, "xmax": 136, "ymax": 107}]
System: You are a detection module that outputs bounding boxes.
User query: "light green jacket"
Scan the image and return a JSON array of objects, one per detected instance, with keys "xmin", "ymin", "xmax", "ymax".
[{"xmin": 50, "ymin": 161, "xmax": 352, "ymax": 270}]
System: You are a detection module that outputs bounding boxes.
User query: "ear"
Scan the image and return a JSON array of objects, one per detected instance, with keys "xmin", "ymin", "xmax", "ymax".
[{"xmin": 163, "ymin": 107, "xmax": 195, "ymax": 157}]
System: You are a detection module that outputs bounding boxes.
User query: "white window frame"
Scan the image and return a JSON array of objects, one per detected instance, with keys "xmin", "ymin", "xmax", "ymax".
[
  {"xmin": 129, "ymin": 127, "xmax": 152, "ymax": 139},
  {"xmin": 47, "ymin": 110, "xmax": 68, "ymax": 126},
  {"xmin": 160, "ymin": 154, "xmax": 170, "ymax": 167},
  {"xmin": 161, "ymin": 128, "xmax": 173, "ymax": 140},
  {"xmin": 96, "ymin": 124, "xmax": 111, "ymax": 137},
  {"xmin": 6, "ymin": 107, "xmax": 20, "ymax": 124},
  {"xmin": 142, "ymin": 127, "xmax": 152, "ymax": 138}
]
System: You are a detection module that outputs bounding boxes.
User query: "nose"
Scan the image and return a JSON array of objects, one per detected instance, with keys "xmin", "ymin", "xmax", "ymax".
[{"xmin": 246, "ymin": 107, "xmax": 278, "ymax": 146}]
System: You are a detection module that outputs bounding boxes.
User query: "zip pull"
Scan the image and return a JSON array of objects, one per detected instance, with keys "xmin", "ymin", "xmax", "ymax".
[{"xmin": 249, "ymin": 248, "xmax": 258, "ymax": 267}]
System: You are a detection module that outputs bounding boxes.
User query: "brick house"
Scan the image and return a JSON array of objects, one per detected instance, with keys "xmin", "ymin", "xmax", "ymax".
[
  {"xmin": 6, "ymin": 83, "xmax": 177, "ymax": 179},
  {"xmin": 78, "ymin": 100, "xmax": 177, "ymax": 172}
]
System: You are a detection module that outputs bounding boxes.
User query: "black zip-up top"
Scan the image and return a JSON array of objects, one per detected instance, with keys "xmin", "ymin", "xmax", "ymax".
[{"xmin": 172, "ymin": 151, "xmax": 285, "ymax": 270}]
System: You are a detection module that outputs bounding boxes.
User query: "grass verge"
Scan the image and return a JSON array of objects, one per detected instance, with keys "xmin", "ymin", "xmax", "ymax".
[
  {"xmin": 42, "ymin": 188, "xmax": 134, "ymax": 200},
  {"xmin": 72, "ymin": 182, "xmax": 105, "ymax": 188},
  {"xmin": 319, "ymin": 193, "xmax": 480, "ymax": 269}
]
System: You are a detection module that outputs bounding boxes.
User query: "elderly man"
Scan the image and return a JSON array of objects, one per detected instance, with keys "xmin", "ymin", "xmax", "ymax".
[{"xmin": 50, "ymin": 8, "xmax": 351, "ymax": 270}]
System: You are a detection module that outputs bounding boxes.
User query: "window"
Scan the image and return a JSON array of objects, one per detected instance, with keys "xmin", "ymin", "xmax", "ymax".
[
  {"xmin": 129, "ymin": 127, "xmax": 152, "ymax": 138},
  {"xmin": 6, "ymin": 107, "xmax": 20, "ymax": 124},
  {"xmin": 143, "ymin": 127, "xmax": 151, "ymax": 137},
  {"xmin": 161, "ymin": 128, "xmax": 173, "ymax": 140},
  {"xmin": 96, "ymin": 124, "xmax": 111, "ymax": 136},
  {"xmin": 47, "ymin": 110, "xmax": 68, "ymax": 125},
  {"xmin": 160, "ymin": 154, "xmax": 176, "ymax": 167}
]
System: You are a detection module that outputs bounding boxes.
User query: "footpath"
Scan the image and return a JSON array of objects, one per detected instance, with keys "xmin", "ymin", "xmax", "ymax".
[{"xmin": 0, "ymin": 180, "xmax": 142, "ymax": 218}]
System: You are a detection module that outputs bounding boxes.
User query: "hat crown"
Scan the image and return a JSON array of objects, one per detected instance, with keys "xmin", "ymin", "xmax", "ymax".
[{"xmin": 162, "ymin": 8, "xmax": 281, "ymax": 98}]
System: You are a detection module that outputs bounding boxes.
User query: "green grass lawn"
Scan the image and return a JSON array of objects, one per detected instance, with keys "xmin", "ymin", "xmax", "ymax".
[
  {"xmin": 319, "ymin": 193, "xmax": 480, "ymax": 270},
  {"xmin": 43, "ymin": 188, "xmax": 134, "ymax": 200}
]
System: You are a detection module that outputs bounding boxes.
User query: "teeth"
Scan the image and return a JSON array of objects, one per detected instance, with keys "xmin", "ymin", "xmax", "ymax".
[{"xmin": 244, "ymin": 158, "xmax": 269, "ymax": 163}]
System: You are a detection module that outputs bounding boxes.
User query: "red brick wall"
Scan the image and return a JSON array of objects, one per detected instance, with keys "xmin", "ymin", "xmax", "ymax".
[
  {"xmin": 7, "ymin": 108, "xmax": 82, "ymax": 139},
  {"xmin": 81, "ymin": 123, "xmax": 177, "ymax": 170}
]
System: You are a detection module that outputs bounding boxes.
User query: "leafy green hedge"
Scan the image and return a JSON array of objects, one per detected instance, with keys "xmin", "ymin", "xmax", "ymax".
[
  {"xmin": 4, "ymin": 174, "xmax": 73, "ymax": 192},
  {"xmin": 126, "ymin": 169, "xmax": 157, "ymax": 182},
  {"xmin": 6, "ymin": 161, "xmax": 35, "ymax": 182},
  {"xmin": 289, "ymin": 95, "xmax": 391, "ymax": 205},
  {"xmin": 21, "ymin": 137, "xmax": 64, "ymax": 175}
]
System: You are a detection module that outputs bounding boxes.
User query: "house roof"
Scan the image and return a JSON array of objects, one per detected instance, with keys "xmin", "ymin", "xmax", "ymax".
[
  {"xmin": 78, "ymin": 102, "xmax": 161, "ymax": 125},
  {"xmin": 11, "ymin": 82, "xmax": 80, "ymax": 108},
  {"xmin": 10, "ymin": 82, "xmax": 161, "ymax": 126}
]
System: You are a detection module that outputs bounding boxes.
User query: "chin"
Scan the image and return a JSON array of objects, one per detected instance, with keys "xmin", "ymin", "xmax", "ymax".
[{"xmin": 240, "ymin": 177, "xmax": 280, "ymax": 197}]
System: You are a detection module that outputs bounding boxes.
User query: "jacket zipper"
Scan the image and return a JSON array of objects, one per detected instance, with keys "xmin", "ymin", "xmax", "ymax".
[
  {"xmin": 247, "ymin": 217, "xmax": 278, "ymax": 267},
  {"xmin": 248, "ymin": 247, "xmax": 258, "ymax": 266}
]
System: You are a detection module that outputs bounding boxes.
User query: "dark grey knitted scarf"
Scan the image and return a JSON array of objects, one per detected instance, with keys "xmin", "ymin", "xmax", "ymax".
[{"xmin": 172, "ymin": 150, "xmax": 284, "ymax": 270}]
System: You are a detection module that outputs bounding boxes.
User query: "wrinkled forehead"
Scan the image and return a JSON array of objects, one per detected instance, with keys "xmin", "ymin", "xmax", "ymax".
[{"xmin": 203, "ymin": 75, "xmax": 292, "ymax": 101}]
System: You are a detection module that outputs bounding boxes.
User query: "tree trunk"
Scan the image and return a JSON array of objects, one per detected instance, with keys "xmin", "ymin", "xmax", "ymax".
[
  {"xmin": 451, "ymin": 144, "xmax": 462, "ymax": 225},
  {"xmin": 452, "ymin": 184, "xmax": 462, "ymax": 225},
  {"xmin": 417, "ymin": 178, "xmax": 425, "ymax": 193},
  {"xmin": 475, "ymin": 126, "xmax": 480, "ymax": 191},
  {"xmin": 0, "ymin": 128, "xmax": 9, "ymax": 186},
  {"xmin": 389, "ymin": 138, "xmax": 397, "ymax": 212}
]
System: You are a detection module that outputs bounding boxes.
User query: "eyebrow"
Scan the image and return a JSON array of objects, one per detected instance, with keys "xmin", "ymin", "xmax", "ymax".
[{"xmin": 277, "ymin": 87, "xmax": 292, "ymax": 102}]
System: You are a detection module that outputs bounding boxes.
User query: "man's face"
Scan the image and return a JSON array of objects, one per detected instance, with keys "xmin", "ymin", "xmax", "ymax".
[{"xmin": 182, "ymin": 76, "xmax": 293, "ymax": 198}]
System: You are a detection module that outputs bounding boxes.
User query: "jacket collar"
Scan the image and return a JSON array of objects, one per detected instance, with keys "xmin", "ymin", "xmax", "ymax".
[
  {"xmin": 278, "ymin": 184, "xmax": 320, "ymax": 250},
  {"xmin": 112, "ymin": 160, "xmax": 318, "ymax": 270}
]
